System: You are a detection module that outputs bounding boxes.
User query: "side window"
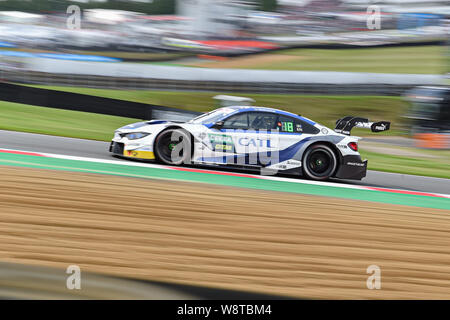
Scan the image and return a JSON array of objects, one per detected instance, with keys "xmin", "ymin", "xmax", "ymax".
[
  {"xmin": 277, "ymin": 115, "xmax": 319, "ymax": 134},
  {"xmin": 248, "ymin": 112, "xmax": 278, "ymax": 130},
  {"xmin": 222, "ymin": 113, "xmax": 248, "ymax": 129}
]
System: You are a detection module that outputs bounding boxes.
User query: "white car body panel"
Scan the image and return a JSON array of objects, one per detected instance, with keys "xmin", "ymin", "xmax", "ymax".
[{"xmin": 110, "ymin": 106, "xmax": 371, "ymax": 180}]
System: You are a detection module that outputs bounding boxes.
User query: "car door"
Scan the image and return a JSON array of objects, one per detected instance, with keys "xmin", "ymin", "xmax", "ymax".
[
  {"xmin": 221, "ymin": 111, "xmax": 279, "ymax": 167},
  {"xmin": 270, "ymin": 114, "xmax": 320, "ymax": 170},
  {"xmin": 195, "ymin": 111, "xmax": 249, "ymax": 165}
]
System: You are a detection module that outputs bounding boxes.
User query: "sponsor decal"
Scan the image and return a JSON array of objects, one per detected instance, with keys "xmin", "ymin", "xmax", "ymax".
[
  {"xmin": 214, "ymin": 144, "xmax": 233, "ymax": 151},
  {"xmin": 209, "ymin": 134, "xmax": 233, "ymax": 144},
  {"xmin": 238, "ymin": 137, "xmax": 272, "ymax": 148},
  {"xmin": 286, "ymin": 160, "xmax": 301, "ymax": 165},
  {"xmin": 209, "ymin": 133, "xmax": 235, "ymax": 152},
  {"xmin": 347, "ymin": 162, "xmax": 365, "ymax": 167},
  {"xmin": 124, "ymin": 149, "xmax": 155, "ymax": 160}
]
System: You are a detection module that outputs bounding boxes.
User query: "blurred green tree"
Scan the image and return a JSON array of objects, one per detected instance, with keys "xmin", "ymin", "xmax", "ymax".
[
  {"xmin": 0, "ymin": 0, "xmax": 176, "ymax": 15},
  {"xmin": 260, "ymin": 0, "xmax": 277, "ymax": 11}
]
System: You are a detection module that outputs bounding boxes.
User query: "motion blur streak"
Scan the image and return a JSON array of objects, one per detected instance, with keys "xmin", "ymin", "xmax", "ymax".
[
  {"xmin": 0, "ymin": 166, "xmax": 449, "ymax": 299},
  {"xmin": 0, "ymin": 0, "xmax": 449, "ymax": 301}
]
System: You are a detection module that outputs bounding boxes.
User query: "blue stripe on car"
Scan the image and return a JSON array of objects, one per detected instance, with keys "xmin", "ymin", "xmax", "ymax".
[{"xmin": 198, "ymin": 137, "xmax": 310, "ymax": 166}]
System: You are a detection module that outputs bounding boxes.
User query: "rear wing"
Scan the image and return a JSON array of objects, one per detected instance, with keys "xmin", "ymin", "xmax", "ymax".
[{"xmin": 335, "ymin": 116, "xmax": 390, "ymax": 135}]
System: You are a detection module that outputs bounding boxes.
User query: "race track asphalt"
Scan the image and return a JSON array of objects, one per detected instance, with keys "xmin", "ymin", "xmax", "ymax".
[{"xmin": 0, "ymin": 130, "xmax": 448, "ymax": 194}]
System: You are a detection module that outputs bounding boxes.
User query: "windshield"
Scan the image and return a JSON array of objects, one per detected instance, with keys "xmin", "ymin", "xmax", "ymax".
[{"xmin": 189, "ymin": 108, "xmax": 236, "ymax": 124}]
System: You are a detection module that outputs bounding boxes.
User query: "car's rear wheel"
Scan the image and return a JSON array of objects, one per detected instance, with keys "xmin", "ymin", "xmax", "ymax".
[
  {"xmin": 154, "ymin": 128, "xmax": 191, "ymax": 165},
  {"xmin": 302, "ymin": 144, "xmax": 337, "ymax": 181}
]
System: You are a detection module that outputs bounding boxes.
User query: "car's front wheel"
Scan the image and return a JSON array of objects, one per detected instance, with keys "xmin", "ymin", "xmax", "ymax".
[
  {"xmin": 154, "ymin": 128, "xmax": 191, "ymax": 165},
  {"xmin": 302, "ymin": 144, "xmax": 337, "ymax": 181}
]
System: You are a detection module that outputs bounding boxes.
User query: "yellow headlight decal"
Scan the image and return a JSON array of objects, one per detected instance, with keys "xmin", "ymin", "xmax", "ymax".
[{"xmin": 123, "ymin": 150, "xmax": 155, "ymax": 159}]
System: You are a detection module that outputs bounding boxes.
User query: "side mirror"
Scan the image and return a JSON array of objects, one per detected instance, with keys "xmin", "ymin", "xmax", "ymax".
[{"xmin": 212, "ymin": 121, "xmax": 224, "ymax": 129}]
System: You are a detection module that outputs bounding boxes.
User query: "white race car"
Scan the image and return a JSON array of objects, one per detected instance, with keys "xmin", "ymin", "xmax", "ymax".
[{"xmin": 110, "ymin": 106, "xmax": 390, "ymax": 180}]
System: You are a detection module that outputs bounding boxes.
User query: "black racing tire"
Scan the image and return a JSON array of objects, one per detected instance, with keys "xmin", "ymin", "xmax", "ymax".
[
  {"xmin": 154, "ymin": 128, "xmax": 192, "ymax": 165},
  {"xmin": 302, "ymin": 144, "xmax": 337, "ymax": 181}
]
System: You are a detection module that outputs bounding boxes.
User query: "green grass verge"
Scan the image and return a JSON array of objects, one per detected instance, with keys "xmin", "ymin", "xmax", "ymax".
[
  {"xmin": 21, "ymin": 84, "xmax": 410, "ymax": 134},
  {"xmin": 359, "ymin": 150, "xmax": 450, "ymax": 179},
  {"xmin": 192, "ymin": 45, "xmax": 446, "ymax": 74},
  {"xmin": 0, "ymin": 100, "xmax": 139, "ymax": 141}
]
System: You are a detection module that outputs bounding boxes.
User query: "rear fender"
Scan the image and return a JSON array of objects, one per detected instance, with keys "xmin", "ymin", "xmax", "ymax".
[{"xmin": 291, "ymin": 135, "xmax": 346, "ymax": 163}]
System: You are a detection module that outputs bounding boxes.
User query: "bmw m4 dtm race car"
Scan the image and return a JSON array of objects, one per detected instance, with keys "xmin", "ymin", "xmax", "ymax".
[{"xmin": 110, "ymin": 106, "xmax": 390, "ymax": 181}]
